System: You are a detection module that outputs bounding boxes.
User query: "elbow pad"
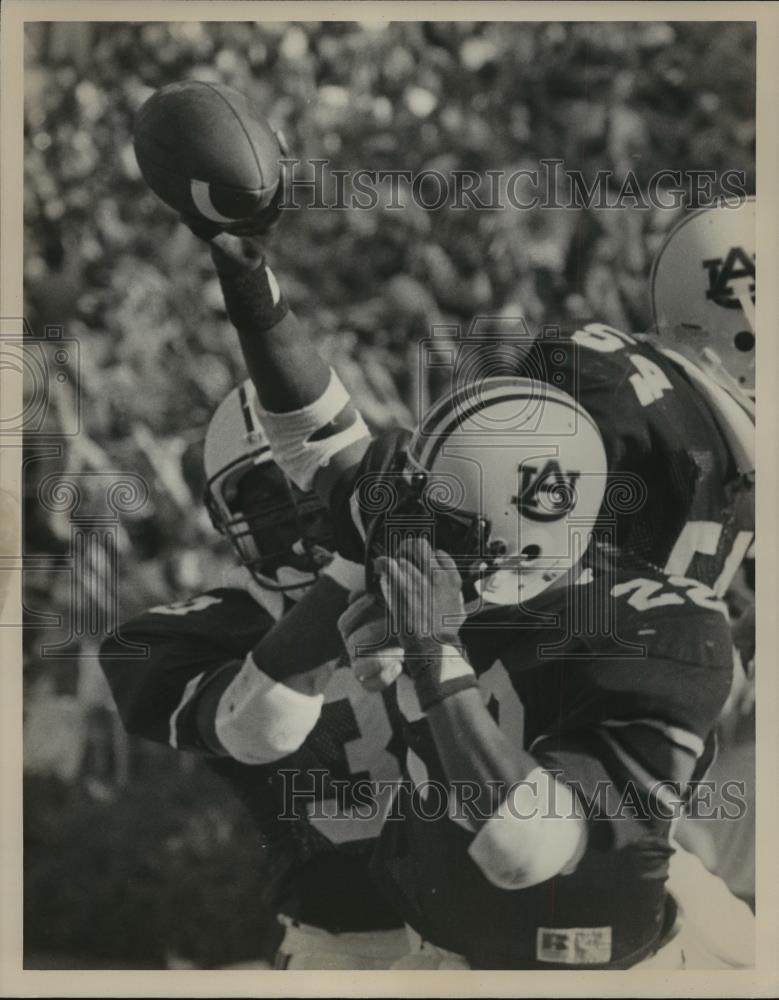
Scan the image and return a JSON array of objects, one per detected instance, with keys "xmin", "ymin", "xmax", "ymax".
[
  {"xmin": 468, "ymin": 767, "xmax": 587, "ymax": 891},
  {"xmin": 214, "ymin": 653, "xmax": 324, "ymax": 764},
  {"xmin": 255, "ymin": 369, "xmax": 370, "ymax": 491}
]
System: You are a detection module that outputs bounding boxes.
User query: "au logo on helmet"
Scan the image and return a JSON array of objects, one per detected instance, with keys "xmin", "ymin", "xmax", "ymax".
[
  {"xmin": 703, "ymin": 246, "xmax": 755, "ymax": 311},
  {"xmin": 513, "ymin": 460, "xmax": 581, "ymax": 522}
]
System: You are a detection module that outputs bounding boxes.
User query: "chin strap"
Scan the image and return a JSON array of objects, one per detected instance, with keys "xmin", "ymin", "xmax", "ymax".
[{"xmin": 699, "ymin": 347, "xmax": 755, "ymax": 420}]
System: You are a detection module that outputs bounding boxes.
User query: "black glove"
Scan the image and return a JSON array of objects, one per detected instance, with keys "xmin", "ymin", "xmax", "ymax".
[{"xmin": 375, "ymin": 537, "xmax": 476, "ymax": 711}]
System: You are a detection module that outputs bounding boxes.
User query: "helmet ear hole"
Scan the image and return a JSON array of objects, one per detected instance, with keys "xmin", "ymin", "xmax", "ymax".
[{"xmin": 734, "ymin": 330, "xmax": 755, "ymax": 352}]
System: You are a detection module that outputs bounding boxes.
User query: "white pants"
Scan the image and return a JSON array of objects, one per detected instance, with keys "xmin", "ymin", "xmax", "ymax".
[
  {"xmin": 661, "ymin": 842, "xmax": 754, "ymax": 968},
  {"xmin": 390, "ymin": 927, "xmax": 469, "ymax": 970},
  {"xmin": 275, "ymin": 915, "xmax": 408, "ymax": 970}
]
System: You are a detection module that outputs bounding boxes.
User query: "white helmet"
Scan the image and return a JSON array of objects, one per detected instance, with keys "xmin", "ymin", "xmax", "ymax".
[
  {"xmin": 204, "ymin": 380, "xmax": 334, "ymax": 590},
  {"xmin": 362, "ymin": 377, "xmax": 608, "ymax": 606},
  {"xmin": 650, "ymin": 197, "xmax": 755, "ymax": 398}
]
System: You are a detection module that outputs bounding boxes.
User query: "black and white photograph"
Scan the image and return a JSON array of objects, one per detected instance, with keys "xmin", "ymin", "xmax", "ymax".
[{"xmin": 2, "ymin": 3, "xmax": 777, "ymax": 995}]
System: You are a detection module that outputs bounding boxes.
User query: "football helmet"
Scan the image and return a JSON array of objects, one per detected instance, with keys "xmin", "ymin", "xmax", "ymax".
[
  {"xmin": 204, "ymin": 380, "xmax": 335, "ymax": 591},
  {"xmin": 650, "ymin": 197, "xmax": 755, "ymax": 401},
  {"xmin": 361, "ymin": 377, "xmax": 608, "ymax": 606}
]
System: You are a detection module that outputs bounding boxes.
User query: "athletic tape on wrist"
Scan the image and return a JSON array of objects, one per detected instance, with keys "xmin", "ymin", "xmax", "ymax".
[
  {"xmin": 411, "ymin": 646, "xmax": 477, "ymax": 712},
  {"xmin": 418, "ymin": 673, "xmax": 479, "ymax": 711},
  {"xmin": 256, "ymin": 369, "xmax": 370, "ymax": 491}
]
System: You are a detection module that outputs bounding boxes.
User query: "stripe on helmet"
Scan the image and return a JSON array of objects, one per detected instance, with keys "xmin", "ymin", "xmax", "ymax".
[
  {"xmin": 239, "ymin": 382, "xmax": 257, "ymax": 435},
  {"xmin": 412, "ymin": 378, "xmax": 600, "ymax": 471},
  {"xmin": 204, "ymin": 449, "xmax": 273, "ymax": 494}
]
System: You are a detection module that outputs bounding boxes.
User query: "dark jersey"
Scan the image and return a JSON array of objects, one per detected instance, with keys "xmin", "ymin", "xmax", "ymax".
[
  {"xmin": 310, "ymin": 318, "xmax": 746, "ymax": 963},
  {"xmin": 332, "ymin": 321, "xmax": 754, "ymax": 594},
  {"xmin": 100, "ymin": 587, "xmax": 404, "ymax": 933},
  {"xmin": 370, "ymin": 557, "xmax": 734, "ymax": 968},
  {"xmin": 515, "ymin": 322, "xmax": 754, "ymax": 588}
]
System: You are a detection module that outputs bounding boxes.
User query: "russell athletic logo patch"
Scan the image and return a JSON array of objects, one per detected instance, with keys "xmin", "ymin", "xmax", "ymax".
[{"xmin": 536, "ymin": 926, "xmax": 612, "ymax": 965}]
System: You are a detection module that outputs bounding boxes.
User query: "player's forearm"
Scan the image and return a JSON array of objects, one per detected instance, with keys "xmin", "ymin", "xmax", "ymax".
[
  {"xmin": 424, "ymin": 658, "xmax": 587, "ymax": 891},
  {"xmin": 426, "ymin": 686, "xmax": 539, "ymax": 825},
  {"xmin": 236, "ymin": 312, "xmax": 330, "ymax": 413},
  {"xmin": 210, "ymin": 239, "xmax": 330, "ymax": 411},
  {"xmin": 193, "ymin": 651, "xmax": 327, "ymax": 763},
  {"xmin": 193, "ymin": 563, "xmax": 365, "ymax": 762},
  {"xmin": 204, "ymin": 623, "xmax": 345, "ymax": 765},
  {"xmin": 250, "ymin": 573, "xmax": 351, "ymax": 686},
  {"xmin": 210, "ymin": 242, "xmax": 371, "ymax": 504},
  {"xmin": 205, "ymin": 558, "xmax": 374, "ymax": 761}
]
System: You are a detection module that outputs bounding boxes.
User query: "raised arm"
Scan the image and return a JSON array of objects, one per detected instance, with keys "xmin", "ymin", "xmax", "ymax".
[{"xmin": 206, "ymin": 234, "xmax": 372, "ymax": 505}]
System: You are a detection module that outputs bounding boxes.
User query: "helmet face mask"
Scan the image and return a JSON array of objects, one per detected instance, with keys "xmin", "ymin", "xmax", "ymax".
[
  {"xmin": 204, "ymin": 382, "xmax": 335, "ymax": 592},
  {"xmin": 362, "ymin": 469, "xmax": 491, "ymax": 596},
  {"xmin": 650, "ymin": 198, "xmax": 755, "ymax": 399}
]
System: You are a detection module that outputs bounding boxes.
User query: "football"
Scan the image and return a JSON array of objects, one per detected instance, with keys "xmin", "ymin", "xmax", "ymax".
[{"xmin": 133, "ymin": 81, "xmax": 282, "ymax": 226}]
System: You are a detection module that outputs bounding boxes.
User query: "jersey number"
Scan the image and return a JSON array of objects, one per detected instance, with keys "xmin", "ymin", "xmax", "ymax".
[
  {"xmin": 306, "ymin": 670, "xmax": 401, "ymax": 844},
  {"xmin": 611, "ymin": 576, "xmax": 727, "ymax": 614},
  {"xmin": 572, "ymin": 323, "xmax": 672, "ymax": 407},
  {"xmin": 664, "ymin": 523, "xmax": 753, "ymax": 596}
]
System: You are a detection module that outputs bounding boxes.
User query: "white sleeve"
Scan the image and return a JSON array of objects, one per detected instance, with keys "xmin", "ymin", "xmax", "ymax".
[
  {"xmin": 255, "ymin": 369, "xmax": 370, "ymax": 491},
  {"xmin": 214, "ymin": 653, "xmax": 324, "ymax": 764},
  {"xmin": 468, "ymin": 767, "xmax": 587, "ymax": 890}
]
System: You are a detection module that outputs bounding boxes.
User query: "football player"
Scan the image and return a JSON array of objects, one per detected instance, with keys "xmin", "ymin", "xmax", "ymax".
[
  {"xmin": 649, "ymin": 197, "xmax": 757, "ymax": 913},
  {"xmin": 189, "ymin": 242, "xmax": 753, "ymax": 596},
  {"xmin": 337, "ymin": 428, "xmax": 743, "ymax": 969},
  {"xmin": 175, "ymin": 229, "xmax": 754, "ymax": 969},
  {"xmin": 144, "ymin": 156, "xmax": 755, "ymax": 967},
  {"xmin": 326, "ymin": 200, "xmax": 752, "ymax": 967},
  {"xmin": 99, "ymin": 382, "xmax": 407, "ymax": 970},
  {"xmin": 649, "ymin": 195, "xmax": 755, "ymax": 660}
]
